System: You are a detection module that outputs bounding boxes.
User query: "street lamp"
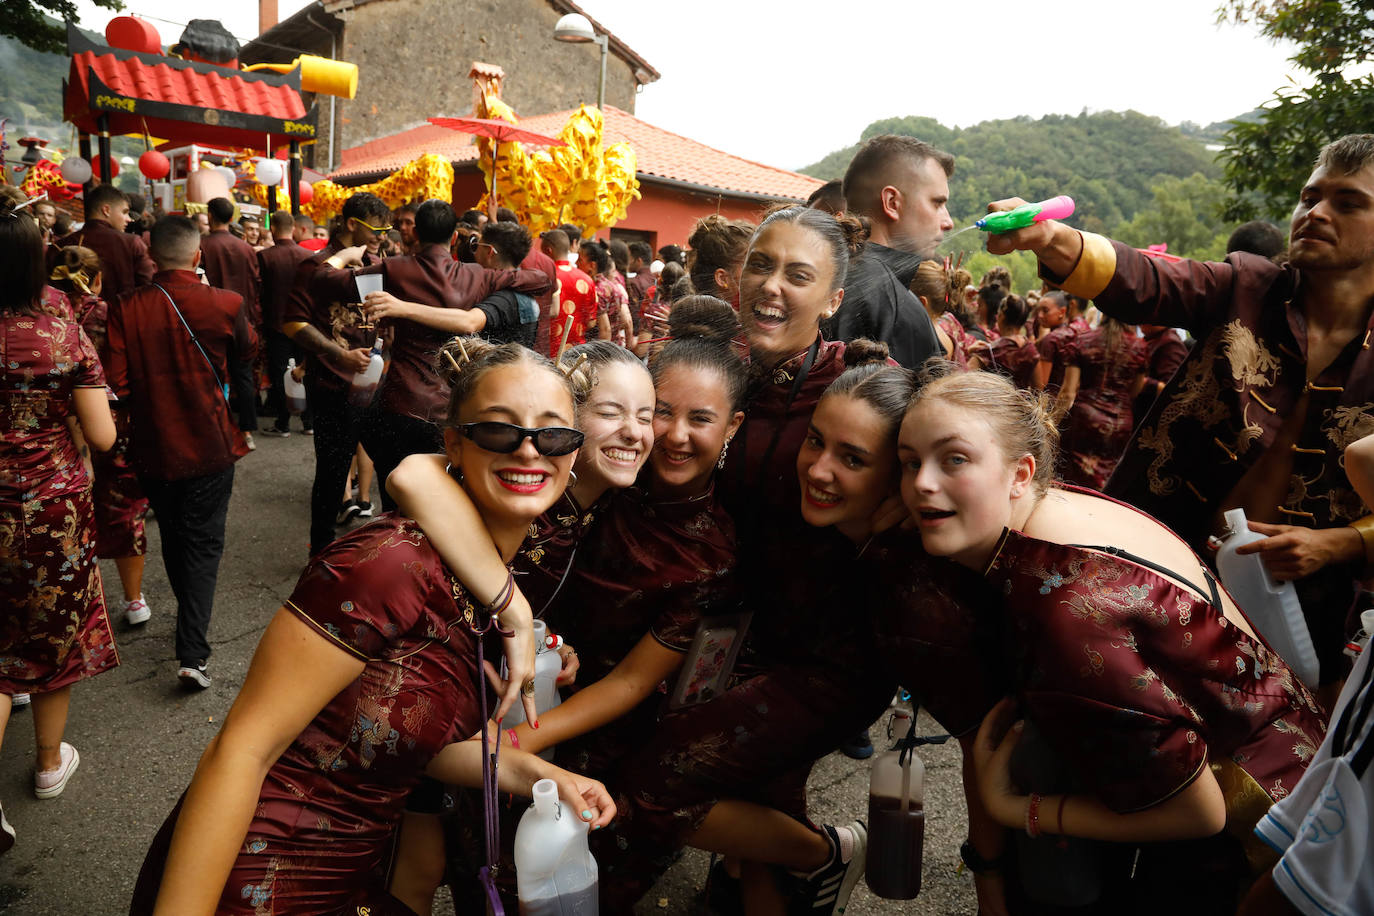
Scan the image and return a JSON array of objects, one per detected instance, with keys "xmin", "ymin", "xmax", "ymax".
[{"xmin": 553, "ymin": 12, "xmax": 608, "ymax": 110}]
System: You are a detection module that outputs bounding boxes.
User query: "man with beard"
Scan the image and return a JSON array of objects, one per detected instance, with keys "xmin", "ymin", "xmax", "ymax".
[{"xmin": 990, "ymin": 133, "xmax": 1374, "ymax": 706}]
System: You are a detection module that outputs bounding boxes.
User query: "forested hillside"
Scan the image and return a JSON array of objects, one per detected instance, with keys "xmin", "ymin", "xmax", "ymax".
[
  {"xmin": 0, "ymin": 22, "xmax": 98, "ymax": 133},
  {"xmin": 802, "ymin": 110, "xmax": 1227, "ymax": 234}
]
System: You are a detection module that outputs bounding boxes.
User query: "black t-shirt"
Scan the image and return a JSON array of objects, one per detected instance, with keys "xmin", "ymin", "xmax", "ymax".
[
  {"xmin": 823, "ymin": 244, "xmax": 940, "ymax": 369},
  {"xmin": 475, "ymin": 289, "xmax": 538, "ymax": 348}
]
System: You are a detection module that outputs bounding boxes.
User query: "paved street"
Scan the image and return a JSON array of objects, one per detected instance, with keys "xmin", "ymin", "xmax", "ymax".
[{"xmin": 0, "ymin": 431, "xmax": 977, "ymax": 915}]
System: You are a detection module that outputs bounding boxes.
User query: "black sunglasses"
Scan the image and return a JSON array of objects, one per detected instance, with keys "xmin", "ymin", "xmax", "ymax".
[{"xmin": 457, "ymin": 421, "xmax": 584, "ymax": 457}]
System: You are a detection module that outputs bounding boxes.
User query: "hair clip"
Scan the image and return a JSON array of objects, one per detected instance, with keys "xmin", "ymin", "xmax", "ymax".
[
  {"xmin": 442, "ymin": 347, "xmax": 463, "ymax": 374},
  {"xmin": 563, "ymin": 353, "xmax": 589, "ymax": 377},
  {"xmin": 456, "ymin": 336, "xmax": 470, "ymax": 361}
]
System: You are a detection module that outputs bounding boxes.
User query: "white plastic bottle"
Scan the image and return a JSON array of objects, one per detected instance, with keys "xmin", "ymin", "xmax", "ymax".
[
  {"xmin": 1215, "ymin": 508, "xmax": 1320, "ymax": 687},
  {"xmin": 514, "ymin": 778, "xmax": 598, "ymax": 915},
  {"xmin": 283, "ymin": 358, "xmax": 308, "ymax": 415},
  {"xmin": 504, "ymin": 620, "xmax": 564, "ymax": 758},
  {"xmin": 346, "ymin": 337, "xmax": 384, "ymax": 407}
]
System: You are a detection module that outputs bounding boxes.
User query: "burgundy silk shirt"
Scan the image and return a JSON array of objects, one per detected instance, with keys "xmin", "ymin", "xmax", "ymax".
[
  {"xmin": 201, "ymin": 229, "xmax": 262, "ymax": 328},
  {"xmin": 312, "ymin": 244, "xmax": 551, "ymax": 421},
  {"xmin": 105, "ymin": 269, "xmax": 257, "ymax": 480},
  {"xmin": 56, "ymin": 219, "xmax": 156, "ymax": 301},
  {"xmin": 256, "ymin": 237, "xmax": 312, "ymax": 334}
]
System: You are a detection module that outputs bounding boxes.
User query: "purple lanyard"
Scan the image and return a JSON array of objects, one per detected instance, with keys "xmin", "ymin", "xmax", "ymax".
[{"xmin": 464, "ymin": 576, "xmax": 516, "ymax": 916}]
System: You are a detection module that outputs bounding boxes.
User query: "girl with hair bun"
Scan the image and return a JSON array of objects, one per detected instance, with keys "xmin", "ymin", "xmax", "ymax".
[
  {"xmin": 599, "ymin": 211, "xmax": 893, "ymax": 914},
  {"xmin": 381, "ymin": 309, "xmax": 747, "ymax": 912},
  {"xmin": 686, "ymin": 213, "xmax": 755, "ymax": 307},
  {"xmin": 911, "ymin": 258, "xmax": 971, "ymax": 367},
  {"xmin": 1, "ymin": 199, "xmax": 117, "ymax": 842},
  {"xmin": 976, "ymin": 293, "xmax": 1041, "ymax": 388},
  {"xmin": 579, "ymin": 239, "xmax": 634, "ymax": 346},
  {"xmin": 132, "ymin": 339, "xmax": 615, "ymax": 915},
  {"xmin": 50, "ymin": 246, "xmax": 154, "ymax": 631},
  {"xmin": 884, "ymin": 369, "xmax": 1325, "ymax": 914}
]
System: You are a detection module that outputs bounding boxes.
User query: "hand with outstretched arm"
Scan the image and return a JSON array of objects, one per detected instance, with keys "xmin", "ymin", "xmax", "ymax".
[
  {"xmin": 387, "ymin": 452, "xmax": 540, "ymax": 723},
  {"xmin": 504, "ymin": 632, "xmax": 682, "ymax": 755},
  {"xmin": 425, "ymin": 740, "xmax": 616, "ymax": 830}
]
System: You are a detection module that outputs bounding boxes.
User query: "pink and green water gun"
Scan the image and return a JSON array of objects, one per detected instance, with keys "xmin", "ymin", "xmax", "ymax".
[{"xmin": 974, "ymin": 196, "xmax": 1076, "ymax": 233}]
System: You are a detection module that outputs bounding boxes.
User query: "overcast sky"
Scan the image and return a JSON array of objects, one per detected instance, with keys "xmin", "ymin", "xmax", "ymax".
[{"xmin": 70, "ymin": 0, "xmax": 1303, "ymax": 171}]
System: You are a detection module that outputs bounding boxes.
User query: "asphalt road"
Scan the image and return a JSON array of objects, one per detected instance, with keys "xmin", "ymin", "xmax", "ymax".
[{"xmin": 0, "ymin": 431, "xmax": 977, "ymax": 915}]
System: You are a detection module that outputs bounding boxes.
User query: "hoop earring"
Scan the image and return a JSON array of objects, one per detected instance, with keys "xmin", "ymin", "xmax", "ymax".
[
  {"xmin": 716, "ymin": 437, "xmax": 731, "ymax": 470},
  {"xmin": 446, "ymin": 462, "xmax": 464, "ymax": 483},
  {"xmin": 567, "ymin": 469, "xmax": 579, "ymax": 488}
]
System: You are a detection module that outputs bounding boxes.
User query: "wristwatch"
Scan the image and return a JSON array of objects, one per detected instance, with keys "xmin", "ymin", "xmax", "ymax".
[{"xmin": 959, "ymin": 839, "xmax": 1004, "ymax": 875}]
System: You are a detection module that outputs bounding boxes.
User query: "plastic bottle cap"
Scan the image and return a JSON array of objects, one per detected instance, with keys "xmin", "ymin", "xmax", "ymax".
[
  {"xmin": 1223, "ymin": 508, "xmax": 1247, "ymax": 537},
  {"xmin": 531, "ymin": 778, "xmax": 559, "ymax": 817}
]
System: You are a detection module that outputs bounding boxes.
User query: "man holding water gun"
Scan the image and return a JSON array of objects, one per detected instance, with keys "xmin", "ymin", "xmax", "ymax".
[{"xmin": 987, "ymin": 133, "xmax": 1374, "ymax": 707}]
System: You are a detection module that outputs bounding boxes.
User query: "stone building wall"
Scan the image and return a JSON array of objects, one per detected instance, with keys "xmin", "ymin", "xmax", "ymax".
[{"xmin": 336, "ymin": 0, "xmax": 640, "ymax": 152}]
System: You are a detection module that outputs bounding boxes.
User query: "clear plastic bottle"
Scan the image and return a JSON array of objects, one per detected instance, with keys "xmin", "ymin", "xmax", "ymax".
[
  {"xmin": 504, "ymin": 620, "xmax": 564, "ymax": 758},
  {"xmin": 865, "ymin": 707, "xmax": 924, "ymax": 899},
  {"xmin": 283, "ymin": 358, "xmax": 307, "ymax": 415},
  {"xmin": 1215, "ymin": 508, "xmax": 1320, "ymax": 686},
  {"xmin": 346, "ymin": 337, "xmax": 384, "ymax": 408},
  {"xmin": 514, "ymin": 778, "xmax": 598, "ymax": 915}
]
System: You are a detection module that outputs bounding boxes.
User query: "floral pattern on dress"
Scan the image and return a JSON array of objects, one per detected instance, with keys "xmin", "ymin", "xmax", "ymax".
[
  {"xmin": 985, "ymin": 525, "xmax": 1325, "ymax": 817},
  {"xmin": 1, "ymin": 300, "xmax": 118, "ymax": 692}
]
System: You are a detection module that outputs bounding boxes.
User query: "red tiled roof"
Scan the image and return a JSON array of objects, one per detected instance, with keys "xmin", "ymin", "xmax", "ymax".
[
  {"xmin": 64, "ymin": 26, "xmax": 312, "ymax": 150},
  {"xmin": 333, "ymin": 106, "xmax": 821, "ymax": 201}
]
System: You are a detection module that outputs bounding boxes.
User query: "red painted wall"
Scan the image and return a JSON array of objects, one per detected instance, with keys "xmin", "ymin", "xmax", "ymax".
[{"xmin": 448, "ymin": 168, "xmax": 782, "ymax": 250}]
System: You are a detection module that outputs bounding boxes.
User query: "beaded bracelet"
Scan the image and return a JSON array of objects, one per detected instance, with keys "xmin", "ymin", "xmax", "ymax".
[{"xmin": 1025, "ymin": 793, "xmax": 1043, "ymax": 839}]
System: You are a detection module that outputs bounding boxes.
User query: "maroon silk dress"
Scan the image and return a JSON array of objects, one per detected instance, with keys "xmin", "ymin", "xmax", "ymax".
[
  {"xmin": 599, "ymin": 338, "xmax": 893, "ymax": 908},
  {"xmin": 132, "ymin": 516, "xmax": 487, "ymax": 914},
  {"xmin": 444, "ymin": 484, "xmax": 738, "ymax": 912},
  {"xmin": 987, "ymin": 335, "xmax": 1041, "ymax": 388},
  {"xmin": 937, "ymin": 311, "xmax": 972, "ymax": 368},
  {"xmin": 1059, "ymin": 327, "xmax": 1148, "ymax": 489},
  {"xmin": 71, "ymin": 292, "xmax": 149, "ymax": 560},
  {"xmin": 0, "ymin": 294, "xmax": 119, "ymax": 693}
]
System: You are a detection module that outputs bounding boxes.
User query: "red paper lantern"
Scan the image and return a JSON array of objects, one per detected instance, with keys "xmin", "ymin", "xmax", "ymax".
[
  {"xmin": 138, "ymin": 149, "xmax": 171, "ymax": 180},
  {"xmin": 91, "ymin": 157, "xmax": 120, "ymax": 180},
  {"xmin": 298, "ymin": 180, "xmax": 314, "ymax": 204}
]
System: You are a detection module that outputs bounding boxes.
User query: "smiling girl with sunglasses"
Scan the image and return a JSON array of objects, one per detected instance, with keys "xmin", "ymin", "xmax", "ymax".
[{"xmin": 131, "ymin": 339, "xmax": 615, "ymax": 916}]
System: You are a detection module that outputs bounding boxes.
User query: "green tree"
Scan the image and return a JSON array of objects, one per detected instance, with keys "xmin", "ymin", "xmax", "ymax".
[
  {"xmin": 1217, "ymin": 0, "xmax": 1374, "ymax": 220},
  {"xmin": 1115, "ymin": 173, "xmax": 1231, "ymax": 260},
  {"xmin": 2, "ymin": 0, "xmax": 124, "ymax": 54}
]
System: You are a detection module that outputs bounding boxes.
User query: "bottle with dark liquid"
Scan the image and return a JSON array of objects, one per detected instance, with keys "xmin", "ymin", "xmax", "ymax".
[{"xmin": 865, "ymin": 708, "xmax": 925, "ymax": 899}]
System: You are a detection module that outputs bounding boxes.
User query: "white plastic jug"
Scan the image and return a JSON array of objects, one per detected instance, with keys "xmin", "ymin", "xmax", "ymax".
[
  {"xmin": 1215, "ymin": 508, "xmax": 1320, "ymax": 687},
  {"xmin": 346, "ymin": 337, "xmax": 384, "ymax": 408},
  {"xmin": 505, "ymin": 620, "xmax": 563, "ymax": 757},
  {"xmin": 283, "ymin": 358, "xmax": 307, "ymax": 415},
  {"xmin": 514, "ymin": 778, "xmax": 598, "ymax": 915}
]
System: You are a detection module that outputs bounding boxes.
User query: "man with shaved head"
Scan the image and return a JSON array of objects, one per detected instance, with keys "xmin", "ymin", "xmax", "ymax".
[
  {"xmin": 104, "ymin": 215, "xmax": 258, "ymax": 691},
  {"xmin": 820, "ymin": 134, "xmax": 946, "ymax": 367}
]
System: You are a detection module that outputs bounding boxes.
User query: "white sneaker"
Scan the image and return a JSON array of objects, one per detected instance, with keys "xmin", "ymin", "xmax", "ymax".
[
  {"xmin": 177, "ymin": 662, "xmax": 211, "ymax": 690},
  {"xmin": 9, "ymin": 693, "xmax": 30, "ymax": 708},
  {"xmin": 34, "ymin": 742, "xmax": 79, "ymax": 799},
  {"xmin": 0, "ymin": 802, "xmax": 14, "ymax": 854},
  {"xmin": 124, "ymin": 596, "xmax": 150, "ymax": 626}
]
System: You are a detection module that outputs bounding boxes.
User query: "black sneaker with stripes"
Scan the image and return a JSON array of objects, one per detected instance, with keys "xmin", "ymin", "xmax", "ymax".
[{"xmin": 790, "ymin": 820, "xmax": 866, "ymax": 915}]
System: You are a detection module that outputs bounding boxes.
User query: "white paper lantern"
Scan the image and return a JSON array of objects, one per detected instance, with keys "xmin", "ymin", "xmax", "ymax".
[
  {"xmin": 60, "ymin": 157, "xmax": 92, "ymax": 184},
  {"xmin": 216, "ymin": 166, "xmax": 239, "ymax": 188},
  {"xmin": 254, "ymin": 158, "xmax": 284, "ymax": 186}
]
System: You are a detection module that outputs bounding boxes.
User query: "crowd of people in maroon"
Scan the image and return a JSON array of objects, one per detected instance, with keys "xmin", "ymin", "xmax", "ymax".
[{"xmin": 3, "ymin": 131, "xmax": 1374, "ymax": 916}]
